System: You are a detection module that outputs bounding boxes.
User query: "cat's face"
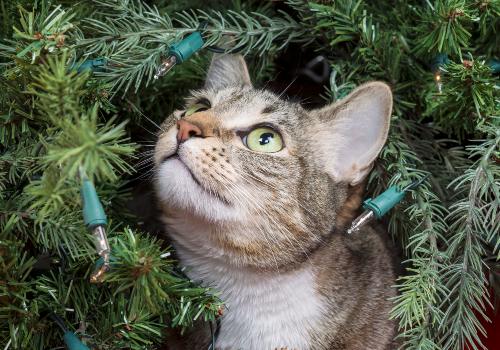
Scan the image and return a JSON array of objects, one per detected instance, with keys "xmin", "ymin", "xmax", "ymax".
[{"xmin": 154, "ymin": 55, "xmax": 392, "ymax": 269}]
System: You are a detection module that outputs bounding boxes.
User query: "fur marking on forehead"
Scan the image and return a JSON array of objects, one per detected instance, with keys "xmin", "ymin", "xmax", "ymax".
[
  {"xmin": 154, "ymin": 53, "xmax": 393, "ymax": 272},
  {"xmin": 186, "ymin": 87, "xmax": 299, "ymax": 131}
]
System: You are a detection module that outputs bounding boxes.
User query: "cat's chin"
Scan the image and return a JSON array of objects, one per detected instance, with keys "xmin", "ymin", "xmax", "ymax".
[{"xmin": 155, "ymin": 157, "xmax": 240, "ymax": 222}]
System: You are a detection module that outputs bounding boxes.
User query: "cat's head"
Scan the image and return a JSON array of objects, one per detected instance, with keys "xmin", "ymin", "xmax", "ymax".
[{"xmin": 154, "ymin": 54, "xmax": 392, "ymax": 269}]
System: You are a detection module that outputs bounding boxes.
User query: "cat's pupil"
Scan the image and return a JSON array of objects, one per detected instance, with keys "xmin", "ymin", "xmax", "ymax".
[{"xmin": 259, "ymin": 132, "xmax": 273, "ymax": 145}]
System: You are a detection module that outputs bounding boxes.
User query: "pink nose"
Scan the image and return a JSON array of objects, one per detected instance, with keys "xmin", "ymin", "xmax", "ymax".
[{"xmin": 177, "ymin": 120, "xmax": 202, "ymax": 143}]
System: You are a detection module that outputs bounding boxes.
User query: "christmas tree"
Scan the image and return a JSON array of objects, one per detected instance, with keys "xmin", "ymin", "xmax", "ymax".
[{"xmin": 1, "ymin": 0, "xmax": 498, "ymax": 349}]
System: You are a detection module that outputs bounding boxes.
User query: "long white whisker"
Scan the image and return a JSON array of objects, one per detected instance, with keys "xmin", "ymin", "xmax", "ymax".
[
  {"xmin": 137, "ymin": 123, "xmax": 161, "ymax": 138},
  {"xmin": 214, "ymin": 170, "xmax": 314, "ymax": 270},
  {"xmin": 126, "ymin": 98, "xmax": 165, "ymax": 133},
  {"xmin": 235, "ymin": 172, "xmax": 321, "ymax": 265},
  {"xmin": 275, "ymin": 77, "xmax": 298, "ymax": 101},
  {"xmin": 239, "ymin": 172, "xmax": 318, "ymax": 221}
]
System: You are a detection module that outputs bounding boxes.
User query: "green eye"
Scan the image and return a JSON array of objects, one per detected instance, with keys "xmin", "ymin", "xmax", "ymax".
[
  {"xmin": 244, "ymin": 127, "xmax": 283, "ymax": 153},
  {"xmin": 185, "ymin": 103, "xmax": 209, "ymax": 116}
]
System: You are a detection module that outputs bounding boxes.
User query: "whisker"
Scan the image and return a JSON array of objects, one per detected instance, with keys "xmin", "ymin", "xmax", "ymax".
[
  {"xmin": 133, "ymin": 168, "xmax": 155, "ymax": 181},
  {"xmin": 213, "ymin": 176, "xmax": 284, "ymax": 275},
  {"xmin": 235, "ymin": 173, "xmax": 321, "ymax": 265},
  {"xmin": 136, "ymin": 123, "xmax": 161, "ymax": 138},
  {"xmin": 126, "ymin": 98, "xmax": 165, "ymax": 133},
  {"xmin": 135, "ymin": 149, "xmax": 155, "ymax": 157},
  {"xmin": 137, "ymin": 151, "xmax": 156, "ymax": 160},
  {"xmin": 239, "ymin": 172, "xmax": 317, "ymax": 220},
  {"xmin": 134, "ymin": 160, "xmax": 154, "ymax": 170},
  {"xmin": 137, "ymin": 142, "xmax": 157, "ymax": 146},
  {"xmin": 276, "ymin": 77, "xmax": 298, "ymax": 101},
  {"xmin": 219, "ymin": 172, "xmax": 306, "ymax": 250}
]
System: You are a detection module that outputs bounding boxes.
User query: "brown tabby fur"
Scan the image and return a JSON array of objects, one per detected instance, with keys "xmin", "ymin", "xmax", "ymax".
[{"xmin": 154, "ymin": 54, "xmax": 399, "ymax": 349}]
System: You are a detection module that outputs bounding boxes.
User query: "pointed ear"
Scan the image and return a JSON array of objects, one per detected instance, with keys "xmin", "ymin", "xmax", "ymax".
[
  {"xmin": 204, "ymin": 54, "xmax": 252, "ymax": 90},
  {"xmin": 311, "ymin": 82, "xmax": 392, "ymax": 185}
]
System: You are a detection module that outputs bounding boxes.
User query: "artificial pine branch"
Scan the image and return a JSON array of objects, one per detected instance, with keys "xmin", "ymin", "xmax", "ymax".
[
  {"xmin": 0, "ymin": 3, "xmax": 223, "ymax": 347},
  {"xmin": 413, "ymin": 0, "xmax": 477, "ymax": 60},
  {"xmin": 424, "ymin": 58, "xmax": 497, "ymax": 139},
  {"xmin": 313, "ymin": 0, "xmax": 499, "ymax": 348},
  {"xmin": 440, "ymin": 123, "xmax": 499, "ymax": 350},
  {"xmin": 1, "ymin": 0, "xmax": 499, "ymax": 349},
  {"xmin": 76, "ymin": 0, "xmax": 308, "ymax": 93}
]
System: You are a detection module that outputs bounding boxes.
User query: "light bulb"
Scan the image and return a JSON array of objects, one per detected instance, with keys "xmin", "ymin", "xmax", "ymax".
[
  {"xmin": 154, "ymin": 55, "xmax": 177, "ymax": 79},
  {"xmin": 434, "ymin": 70, "xmax": 442, "ymax": 93}
]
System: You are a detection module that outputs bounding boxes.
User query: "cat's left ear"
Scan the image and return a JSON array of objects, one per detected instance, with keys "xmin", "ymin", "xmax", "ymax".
[
  {"xmin": 311, "ymin": 82, "xmax": 392, "ymax": 185},
  {"xmin": 204, "ymin": 54, "xmax": 252, "ymax": 90}
]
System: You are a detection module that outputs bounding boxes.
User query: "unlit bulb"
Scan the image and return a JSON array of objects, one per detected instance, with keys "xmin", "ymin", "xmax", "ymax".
[{"xmin": 90, "ymin": 225, "xmax": 111, "ymax": 283}]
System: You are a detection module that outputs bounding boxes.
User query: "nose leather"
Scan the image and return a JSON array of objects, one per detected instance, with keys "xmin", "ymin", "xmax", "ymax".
[{"xmin": 177, "ymin": 119, "xmax": 202, "ymax": 143}]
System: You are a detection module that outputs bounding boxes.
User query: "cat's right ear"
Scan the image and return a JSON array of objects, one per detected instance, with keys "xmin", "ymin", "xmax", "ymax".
[{"xmin": 204, "ymin": 54, "xmax": 252, "ymax": 90}]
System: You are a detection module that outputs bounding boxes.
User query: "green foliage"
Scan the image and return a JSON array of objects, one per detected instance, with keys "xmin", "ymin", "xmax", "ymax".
[
  {"xmin": 314, "ymin": 0, "xmax": 498, "ymax": 348},
  {"xmin": 0, "ymin": 2, "xmax": 222, "ymax": 348},
  {"xmin": 29, "ymin": 54, "xmax": 136, "ymax": 182},
  {"xmin": 413, "ymin": 0, "xmax": 477, "ymax": 59},
  {"xmin": 475, "ymin": 0, "xmax": 500, "ymax": 56},
  {"xmin": 1, "ymin": 0, "xmax": 499, "ymax": 349},
  {"xmin": 76, "ymin": 0, "xmax": 308, "ymax": 94},
  {"xmin": 441, "ymin": 123, "xmax": 499, "ymax": 350},
  {"xmin": 105, "ymin": 228, "xmax": 175, "ymax": 314},
  {"xmin": 308, "ymin": 0, "xmax": 365, "ymax": 47},
  {"xmin": 0, "ymin": 2, "xmax": 77, "ymax": 67},
  {"xmin": 424, "ymin": 58, "xmax": 497, "ymax": 139}
]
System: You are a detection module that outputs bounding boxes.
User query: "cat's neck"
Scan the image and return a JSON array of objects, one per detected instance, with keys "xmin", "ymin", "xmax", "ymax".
[{"xmin": 164, "ymin": 214, "xmax": 326, "ymax": 350}]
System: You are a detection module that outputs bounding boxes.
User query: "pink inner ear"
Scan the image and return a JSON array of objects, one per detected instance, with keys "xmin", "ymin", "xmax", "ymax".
[
  {"xmin": 205, "ymin": 54, "xmax": 252, "ymax": 90},
  {"xmin": 313, "ymin": 82, "xmax": 392, "ymax": 184}
]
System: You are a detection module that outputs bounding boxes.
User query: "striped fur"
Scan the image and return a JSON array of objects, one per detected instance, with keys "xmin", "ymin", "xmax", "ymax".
[{"xmin": 154, "ymin": 54, "xmax": 398, "ymax": 349}]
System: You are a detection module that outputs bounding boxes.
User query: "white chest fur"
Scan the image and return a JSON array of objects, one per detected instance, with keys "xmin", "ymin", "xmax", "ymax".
[
  {"xmin": 213, "ymin": 264, "xmax": 323, "ymax": 350},
  {"xmin": 174, "ymin": 243, "xmax": 324, "ymax": 350}
]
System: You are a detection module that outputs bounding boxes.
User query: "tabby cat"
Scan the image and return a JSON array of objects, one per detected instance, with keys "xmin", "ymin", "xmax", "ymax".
[{"xmin": 154, "ymin": 54, "xmax": 398, "ymax": 350}]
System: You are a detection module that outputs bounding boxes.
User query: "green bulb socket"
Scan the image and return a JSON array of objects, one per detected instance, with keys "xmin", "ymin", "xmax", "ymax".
[
  {"xmin": 169, "ymin": 31, "xmax": 204, "ymax": 63},
  {"xmin": 487, "ymin": 59, "xmax": 500, "ymax": 74},
  {"xmin": 71, "ymin": 58, "xmax": 107, "ymax": 73},
  {"xmin": 431, "ymin": 53, "xmax": 449, "ymax": 72},
  {"xmin": 363, "ymin": 186, "xmax": 406, "ymax": 219},
  {"xmin": 64, "ymin": 331, "xmax": 90, "ymax": 350},
  {"xmin": 81, "ymin": 179, "xmax": 107, "ymax": 229},
  {"xmin": 94, "ymin": 255, "xmax": 116, "ymax": 268}
]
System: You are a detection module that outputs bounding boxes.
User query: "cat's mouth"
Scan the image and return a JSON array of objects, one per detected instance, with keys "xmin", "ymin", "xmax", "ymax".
[
  {"xmin": 165, "ymin": 154, "xmax": 203, "ymax": 187},
  {"xmin": 162, "ymin": 154, "xmax": 231, "ymax": 206}
]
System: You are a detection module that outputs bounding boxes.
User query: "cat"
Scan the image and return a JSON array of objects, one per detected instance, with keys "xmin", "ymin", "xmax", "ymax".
[{"xmin": 154, "ymin": 54, "xmax": 399, "ymax": 350}]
